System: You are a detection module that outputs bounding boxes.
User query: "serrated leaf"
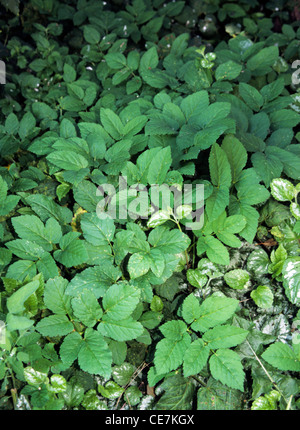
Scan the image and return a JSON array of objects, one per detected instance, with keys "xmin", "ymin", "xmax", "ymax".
[
  {"xmin": 250, "ymin": 285, "xmax": 274, "ymax": 309},
  {"xmin": 209, "ymin": 348, "xmax": 245, "ymax": 391},
  {"xmin": 203, "ymin": 325, "xmax": 248, "ymax": 349},
  {"xmin": 102, "ymin": 282, "xmax": 140, "ymax": 321},
  {"xmin": 100, "ymin": 108, "xmax": 124, "ymax": 140},
  {"xmin": 148, "ymin": 227, "xmax": 191, "ymax": 254},
  {"xmin": 71, "ymin": 290, "xmax": 103, "ymax": 327},
  {"xmin": 60, "ymin": 332, "xmax": 83, "ymax": 366},
  {"xmin": 183, "ymin": 339, "xmax": 210, "ymax": 377},
  {"xmin": 127, "ymin": 252, "xmax": 151, "ymax": 279},
  {"xmin": 43, "ymin": 276, "xmax": 72, "ymax": 315},
  {"xmin": 65, "ymin": 265, "xmax": 122, "ymax": 298},
  {"xmin": 160, "ymin": 320, "xmax": 187, "ymax": 341},
  {"xmin": 81, "ymin": 213, "xmax": 115, "ymax": 246},
  {"xmin": 239, "ymin": 83, "xmax": 263, "ymax": 111},
  {"xmin": 192, "ymin": 295, "xmax": 239, "ymax": 332},
  {"xmin": 35, "ymin": 314, "xmax": 73, "ymax": 337},
  {"xmin": 154, "ymin": 333, "xmax": 191, "ymax": 374},
  {"xmin": 182, "ymin": 294, "xmax": 201, "ymax": 324},
  {"xmin": 262, "ymin": 342, "xmax": 300, "ymax": 371},
  {"xmin": 221, "ymin": 135, "xmax": 247, "ymax": 184},
  {"xmin": 98, "ymin": 317, "xmax": 144, "ymax": 341},
  {"xmin": 197, "ymin": 235, "xmax": 230, "ymax": 266},
  {"xmin": 47, "ymin": 150, "xmax": 88, "ymax": 171},
  {"xmin": 209, "ymin": 143, "xmax": 231, "ymax": 188},
  {"xmin": 147, "ymin": 146, "xmax": 172, "ymax": 185},
  {"xmin": 78, "ymin": 328, "xmax": 112, "ymax": 378}
]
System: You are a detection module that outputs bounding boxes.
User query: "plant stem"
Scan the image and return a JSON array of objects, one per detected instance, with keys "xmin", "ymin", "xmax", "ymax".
[{"xmin": 246, "ymin": 341, "xmax": 289, "ymax": 406}]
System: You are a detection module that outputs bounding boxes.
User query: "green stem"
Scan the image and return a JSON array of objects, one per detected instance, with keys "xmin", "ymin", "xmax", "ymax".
[{"xmin": 246, "ymin": 341, "xmax": 289, "ymax": 406}]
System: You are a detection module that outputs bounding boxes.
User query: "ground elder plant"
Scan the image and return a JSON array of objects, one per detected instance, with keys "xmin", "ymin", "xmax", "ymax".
[{"xmin": 0, "ymin": 0, "xmax": 300, "ymax": 411}]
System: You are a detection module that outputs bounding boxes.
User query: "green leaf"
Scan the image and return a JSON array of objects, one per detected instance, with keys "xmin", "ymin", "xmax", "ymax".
[
  {"xmin": 183, "ymin": 339, "xmax": 210, "ymax": 377},
  {"xmin": 71, "ymin": 290, "xmax": 103, "ymax": 327},
  {"xmin": 270, "ymin": 109, "xmax": 300, "ymax": 130},
  {"xmin": 60, "ymin": 332, "xmax": 83, "ymax": 366},
  {"xmin": 127, "ymin": 252, "xmax": 151, "ymax": 279},
  {"xmin": 182, "ymin": 294, "xmax": 201, "ymax": 324},
  {"xmin": 148, "ymin": 227, "xmax": 191, "ymax": 254},
  {"xmin": 198, "ymin": 103, "xmax": 231, "ymax": 129},
  {"xmin": 47, "ymin": 150, "xmax": 89, "ymax": 171},
  {"xmin": 251, "ymin": 390, "xmax": 280, "ymax": 410},
  {"xmin": 160, "ymin": 320, "xmax": 187, "ymax": 341},
  {"xmin": 83, "ymin": 25, "xmax": 101, "ymax": 44},
  {"xmin": 102, "ymin": 282, "xmax": 140, "ymax": 321},
  {"xmin": 221, "ymin": 135, "xmax": 247, "ymax": 184},
  {"xmin": 262, "ymin": 342, "xmax": 300, "ymax": 371},
  {"xmin": 6, "ymin": 239, "xmax": 46, "ymax": 261},
  {"xmin": 6, "ymin": 280, "xmax": 40, "ymax": 314},
  {"xmin": 197, "ymin": 378, "xmax": 243, "ymax": 410},
  {"xmin": 11, "ymin": 215, "xmax": 52, "ymax": 251},
  {"xmin": 209, "ymin": 349, "xmax": 245, "ymax": 391},
  {"xmin": 186, "ymin": 269, "xmax": 208, "ymax": 289},
  {"xmin": 81, "ymin": 213, "xmax": 115, "ymax": 246},
  {"xmin": 251, "ymin": 151, "xmax": 283, "ymax": 188},
  {"xmin": 203, "ymin": 325, "xmax": 248, "ymax": 349},
  {"xmin": 250, "ymin": 286, "xmax": 274, "ymax": 309},
  {"xmin": 247, "ymin": 46, "xmax": 279, "ymax": 75},
  {"xmin": 149, "ymin": 247, "xmax": 165, "ymax": 277},
  {"xmin": 192, "ymin": 295, "xmax": 239, "ymax": 332},
  {"xmin": 32, "ymin": 102, "xmax": 58, "ymax": 121},
  {"xmin": 180, "ymin": 90, "xmax": 209, "ymax": 121},
  {"xmin": 147, "ymin": 210, "xmax": 171, "ymax": 228},
  {"xmin": 122, "ymin": 115, "xmax": 148, "ymax": 138},
  {"xmin": 147, "ymin": 146, "xmax": 172, "ymax": 185},
  {"xmin": 139, "ymin": 46, "xmax": 159, "ymax": 74},
  {"xmin": 35, "ymin": 314, "xmax": 73, "ymax": 337},
  {"xmin": 98, "ymin": 317, "xmax": 144, "ymax": 341},
  {"xmin": 6, "ymin": 314, "xmax": 34, "ymax": 331},
  {"xmin": 25, "ymin": 194, "xmax": 73, "ymax": 224},
  {"xmin": 224, "ymin": 269, "xmax": 250, "ymax": 290},
  {"xmin": 154, "ymin": 333, "xmax": 191, "ymax": 374},
  {"xmin": 281, "ymin": 257, "xmax": 300, "ymax": 305},
  {"xmin": 105, "ymin": 52, "xmax": 127, "ymax": 70},
  {"xmin": 65, "ymin": 265, "xmax": 122, "ymax": 298},
  {"xmin": 100, "ymin": 108, "xmax": 124, "ymax": 140},
  {"xmin": 5, "ymin": 113, "xmax": 19, "ymax": 134},
  {"xmin": 18, "ymin": 112, "xmax": 36, "ymax": 140},
  {"xmin": 63, "ymin": 64, "xmax": 76, "ymax": 83},
  {"xmin": 78, "ymin": 328, "xmax": 112, "ymax": 378},
  {"xmin": 154, "ymin": 374, "xmax": 195, "ymax": 410},
  {"xmin": 24, "ymin": 367, "xmax": 48, "ymax": 387},
  {"xmin": 6, "ymin": 260, "xmax": 37, "ymax": 282},
  {"xmin": 205, "ymin": 186, "xmax": 229, "ymax": 221},
  {"xmin": 43, "ymin": 277, "xmax": 72, "ymax": 315},
  {"xmin": 209, "ymin": 143, "xmax": 231, "ymax": 188},
  {"xmin": 54, "ymin": 234, "xmax": 88, "ymax": 268},
  {"xmin": 215, "ymin": 61, "xmax": 242, "ymax": 81},
  {"xmin": 197, "ymin": 235, "xmax": 230, "ymax": 266},
  {"xmin": 239, "ymin": 83, "xmax": 263, "ymax": 111},
  {"xmin": 247, "ymin": 248, "xmax": 270, "ymax": 278},
  {"xmin": 270, "ymin": 178, "xmax": 295, "ymax": 202}
]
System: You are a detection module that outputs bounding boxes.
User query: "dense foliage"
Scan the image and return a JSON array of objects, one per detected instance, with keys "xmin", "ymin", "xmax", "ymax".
[{"xmin": 0, "ymin": 0, "xmax": 300, "ymax": 410}]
